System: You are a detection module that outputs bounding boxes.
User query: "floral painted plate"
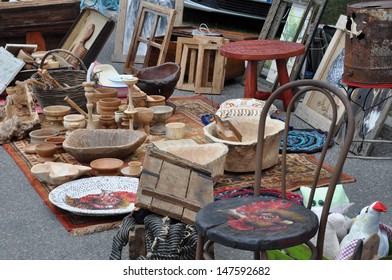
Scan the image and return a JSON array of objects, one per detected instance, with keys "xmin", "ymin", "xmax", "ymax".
[{"xmin": 48, "ymin": 176, "xmax": 138, "ymax": 216}]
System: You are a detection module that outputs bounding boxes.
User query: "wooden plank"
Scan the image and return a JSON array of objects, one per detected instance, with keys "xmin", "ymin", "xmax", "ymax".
[
  {"xmin": 128, "ymin": 225, "xmax": 146, "ymax": 259},
  {"xmin": 135, "ymin": 155, "xmax": 163, "ymax": 209},
  {"xmin": 111, "ymin": 0, "xmax": 128, "ymax": 62},
  {"xmin": 150, "ymin": 161, "xmax": 191, "ymax": 220}
]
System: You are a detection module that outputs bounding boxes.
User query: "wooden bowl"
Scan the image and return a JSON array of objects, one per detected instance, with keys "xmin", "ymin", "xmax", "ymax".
[
  {"xmin": 29, "ymin": 128, "xmax": 60, "ymax": 144},
  {"xmin": 147, "ymin": 95, "xmax": 166, "ymax": 107},
  {"xmin": 35, "ymin": 143, "xmax": 58, "ymax": 161},
  {"xmin": 62, "ymin": 129, "xmax": 147, "ymax": 163},
  {"xmin": 203, "ymin": 117, "xmax": 285, "ymax": 172},
  {"xmin": 92, "ymin": 87, "xmax": 118, "ymax": 104},
  {"xmin": 99, "ymin": 97, "xmax": 121, "ymax": 107},
  {"xmin": 90, "ymin": 158, "xmax": 124, "ymax": 176},
  {"xmin": 136, "ymin": 62, "xmax": 180, "ymax": 100},
  {"xmin": 45, "ymin": 136, "xmax": 66, "ymax": 151}
]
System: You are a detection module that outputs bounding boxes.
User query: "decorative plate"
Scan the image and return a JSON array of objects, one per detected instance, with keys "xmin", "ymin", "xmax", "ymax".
[
  {"xmin": 48, "ymin": 176, "xmax": 139, "ymax": 216},
  {"xmin": 108, "ymin": 74, "xmax": 134, "ymax": 83}
]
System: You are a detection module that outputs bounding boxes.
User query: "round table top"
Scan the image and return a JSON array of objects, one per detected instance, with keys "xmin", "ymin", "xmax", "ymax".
[{"xmin": 220, "ymin": 39, "xmax": 305, "ymax": 61}]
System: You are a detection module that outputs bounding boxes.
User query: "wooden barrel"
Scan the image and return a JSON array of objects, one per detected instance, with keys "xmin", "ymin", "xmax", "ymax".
[{"xmin": 344, "ymin": 1, "xmax": 392, "ymax": 84}]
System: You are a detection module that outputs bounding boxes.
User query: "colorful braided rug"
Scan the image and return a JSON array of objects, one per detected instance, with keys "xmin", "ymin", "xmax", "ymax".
[{"xmin": 281, "ymin": 129, "xmax": 333, "ymax": 154}]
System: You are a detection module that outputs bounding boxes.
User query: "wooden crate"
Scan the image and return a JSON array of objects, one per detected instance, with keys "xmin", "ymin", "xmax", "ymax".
[{"xmin": 136, "ymin": 146, "xmax": 214, "ymax": 225}]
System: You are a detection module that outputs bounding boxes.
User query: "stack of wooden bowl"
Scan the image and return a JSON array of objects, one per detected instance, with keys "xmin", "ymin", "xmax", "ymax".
[
  {"xmin": 92, "ymin": 87, "xmax": 118, "ymax": 105},
  {"xmin": 97, "ymin": 97, "xmax": 121, "ymax": 116}
]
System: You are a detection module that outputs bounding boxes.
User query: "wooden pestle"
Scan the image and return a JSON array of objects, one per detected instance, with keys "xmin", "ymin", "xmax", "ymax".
[{"xmin": 64, "ymin": 96, "xmax": 88, "ymax": 117}]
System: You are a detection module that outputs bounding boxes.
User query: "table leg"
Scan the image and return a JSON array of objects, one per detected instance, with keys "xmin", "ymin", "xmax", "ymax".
[
  {"xmin": 244, "ymin": 61, "xmax": 258, "ymax": 99},
  {"xmin": 276, "ymin": 59, "xmax": 294, "ymax": 111}
]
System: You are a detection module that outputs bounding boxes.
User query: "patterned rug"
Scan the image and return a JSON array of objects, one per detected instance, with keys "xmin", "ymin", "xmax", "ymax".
[
  {"xmin": 2, "ymin": 95, "xmax": 218, "ymax": 235},
  {"xmin": 2, "ymin": 95, "xmax": 356, "ymax": 235},
  {"xmin": 214, "ymin": 152, "xmax": 356, "ymax": 195}
]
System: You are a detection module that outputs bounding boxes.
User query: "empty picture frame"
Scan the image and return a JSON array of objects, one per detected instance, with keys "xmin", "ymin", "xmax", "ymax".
[
  {"xmin": 123, "ymin": 1, "xmax": 177, "ymax": 74},
  {"xmin": 295, "ymin": 15, "xmax": 347, "ymax": 135}
]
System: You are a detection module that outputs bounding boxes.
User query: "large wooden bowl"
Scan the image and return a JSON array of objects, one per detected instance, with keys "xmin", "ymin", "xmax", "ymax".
[
  {"xmin": 203, "ymin": 117, "xmax": 285, "ymax": 172},
  {"xmin": 135, "ymin": 62, "xmax": 180, "ymax": 100},
  {"xmin": 63, "ymin": 129, "xmax": 147, "ymax": 163}
]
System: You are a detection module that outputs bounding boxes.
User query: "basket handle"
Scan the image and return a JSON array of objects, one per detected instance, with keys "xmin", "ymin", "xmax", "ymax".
[{"xmin": 39, "ymin": 48, "xmax": 88, "ymax": 72}]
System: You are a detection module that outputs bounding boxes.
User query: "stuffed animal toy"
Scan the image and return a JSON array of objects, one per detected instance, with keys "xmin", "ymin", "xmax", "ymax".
[
  {"xmin": 310, "ymin": 208, "xmax": 347, "ymax": 259},
  {"xmin": 300, "ymin": 184, "xmax": 350, "ymax": 209},
  {"xmin": 301, "ymin": 185, "xmax": 354, "ymax": 259},
  {"xmin": 339, "ymin": 201, "xmax": 389, "ymax": 258}
]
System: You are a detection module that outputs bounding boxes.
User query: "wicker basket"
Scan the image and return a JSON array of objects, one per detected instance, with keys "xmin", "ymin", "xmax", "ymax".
[{"xmin": 30, "ymin": 49, "xmax": 93, "ymax": 113}]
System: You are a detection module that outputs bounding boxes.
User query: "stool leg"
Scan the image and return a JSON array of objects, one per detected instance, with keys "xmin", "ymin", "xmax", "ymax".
[
  {"xmin": 244, "ymin": 61, "xmax": 258, "ymax": 99},
  {"xmin": 196, "ymin": 233, "xmax": 205, "ymax": 260},
  {"xmin": 276, "ymin": 59, "xmax": 294, "ymax": 111}
]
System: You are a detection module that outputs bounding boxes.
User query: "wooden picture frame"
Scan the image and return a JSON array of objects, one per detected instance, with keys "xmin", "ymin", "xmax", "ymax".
[
  {"xmin": 295, "ymin": 15, "xmax": 347, "ymax": 135},
  {"xmin": 112, "ymin": 0, "xmax": 183, "ymax": 63},
  {"xmin": 123, "ymin": 1, "xmax": 177, "ymax": 74}
]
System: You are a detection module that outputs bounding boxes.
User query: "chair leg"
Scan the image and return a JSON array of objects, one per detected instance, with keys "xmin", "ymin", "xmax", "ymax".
[{"xmin": 196, "ymin": 233, "xmax": 205, "ymax": 260}]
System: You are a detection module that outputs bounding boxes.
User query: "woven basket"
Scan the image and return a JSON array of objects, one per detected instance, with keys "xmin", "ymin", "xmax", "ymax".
[{"xmin": 30, "ymin": 49, "xmax": 93, "ymax": 113}]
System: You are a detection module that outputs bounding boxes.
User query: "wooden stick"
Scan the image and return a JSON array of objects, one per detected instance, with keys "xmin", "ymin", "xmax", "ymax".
[{"xmin": 64, "ymin": 96, "xmax": 88, "ymax": 117}]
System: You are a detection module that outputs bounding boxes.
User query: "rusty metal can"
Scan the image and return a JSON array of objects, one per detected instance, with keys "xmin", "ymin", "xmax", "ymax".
[{"xmin": 344, "ymin": 1, "xmax": 392, "ymax": 84}]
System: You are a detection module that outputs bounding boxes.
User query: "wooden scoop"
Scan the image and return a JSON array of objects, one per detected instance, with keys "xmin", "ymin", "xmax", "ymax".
[{"xmin": 214, "ymin": 114, "xmax": 242, "ymax": 142}]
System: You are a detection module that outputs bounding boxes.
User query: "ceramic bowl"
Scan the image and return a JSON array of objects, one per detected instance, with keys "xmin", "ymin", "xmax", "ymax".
[
  {"xmin": 29, "ymin": 128, "xmax": 60, "ymax": 144},
  {"xmin": 90, "ymin": 158, "xmax": 124, "ymax": 176},
  {"xmin": 62, "ymin": 129, "xmax": 147, "ymax": 163}
]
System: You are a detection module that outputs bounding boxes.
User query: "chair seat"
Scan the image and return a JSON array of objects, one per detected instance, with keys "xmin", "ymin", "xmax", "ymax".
[{"xmin": 195, "ymin": 196, "xmax": 319, "ymax": 251}]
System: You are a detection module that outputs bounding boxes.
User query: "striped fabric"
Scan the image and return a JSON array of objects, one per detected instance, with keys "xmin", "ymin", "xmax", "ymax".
[{"xmin": 109, "ymin": 213, "xmax": 197, "ymax": 260}]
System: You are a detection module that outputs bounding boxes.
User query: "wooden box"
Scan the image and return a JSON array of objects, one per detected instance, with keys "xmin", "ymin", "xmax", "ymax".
[
  {"xmin": 149, "ymin": 27, "xmax": 259, "ymax": 80},
  {"xmin": 136, "ymin": 146, "xmax": 214, "ymax": 224}
]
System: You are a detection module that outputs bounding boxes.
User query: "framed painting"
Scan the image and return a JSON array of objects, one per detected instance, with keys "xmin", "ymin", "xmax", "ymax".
[{"xmin": 295, "ymin": 15, "xmax": 347, "ymax": 135}]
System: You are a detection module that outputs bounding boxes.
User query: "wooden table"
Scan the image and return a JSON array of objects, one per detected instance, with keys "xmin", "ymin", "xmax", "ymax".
[{"xmin": 219, "ymin": 40, "xmax": 305, "ymax": 111}]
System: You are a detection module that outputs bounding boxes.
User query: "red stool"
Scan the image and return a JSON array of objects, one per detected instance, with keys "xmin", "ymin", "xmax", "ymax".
[{"xmin": 220, "ymin": 40, "xmax": 305, "ymax": 111}]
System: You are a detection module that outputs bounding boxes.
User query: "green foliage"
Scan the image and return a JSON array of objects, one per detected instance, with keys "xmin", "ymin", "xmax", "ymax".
[{"xmin": 321, "ymin": 0, "xmax": 376, "ymax": 25}]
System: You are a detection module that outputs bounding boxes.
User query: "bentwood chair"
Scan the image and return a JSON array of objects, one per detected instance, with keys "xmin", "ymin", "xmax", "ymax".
[{"xmin": 195, "ymin": 79, "xmax": 355, "ymax": 260}]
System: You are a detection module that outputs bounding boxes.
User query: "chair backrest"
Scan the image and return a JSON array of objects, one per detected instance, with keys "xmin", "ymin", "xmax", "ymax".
[{"xmin": 254, "ymin": 79, "xmax": 355, "ymax": 258}]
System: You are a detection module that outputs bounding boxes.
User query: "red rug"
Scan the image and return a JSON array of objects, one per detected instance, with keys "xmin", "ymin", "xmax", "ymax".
[{"xmin": 2, "ymin": 95, "xmax": 356, "ymax": 235}]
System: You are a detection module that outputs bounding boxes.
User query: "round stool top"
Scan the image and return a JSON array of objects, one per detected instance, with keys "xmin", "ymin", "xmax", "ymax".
[
  {"xmin": 220, "ymin": 40, "xmax": 305, "ymax": 61},
  {"xmin": 195, "ymin": 196, "xmax": 319, "ymax": 251}
]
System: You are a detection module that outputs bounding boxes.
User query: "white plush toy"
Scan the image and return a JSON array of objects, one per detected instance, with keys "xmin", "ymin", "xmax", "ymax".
[
  {"xmin": 310, "ymin": 207, "xmax": 348, "ymax": 259},
  {"xmin": 340, "ymin": 201, "xmax": 389, "ymax": 258}
]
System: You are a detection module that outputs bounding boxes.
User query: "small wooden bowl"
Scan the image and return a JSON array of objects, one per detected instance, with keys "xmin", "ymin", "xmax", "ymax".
[
  {"xmin": 35, "ymin": 143, "xmax": 58, "ymax": 162},
  {"xmin": 90, "ymin": 158, "xmax": 124, "ymax": 176},
  {"xmin": 45, "ymin": 136, "xmax": 66, "ymax": 151},
  {"xmin": 99, "ymin": 97, "xmax": 121, "ymax": 107},
  {"xmin": 147, "ymin": 95, "xmax": 166, "ymax": 107}
]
